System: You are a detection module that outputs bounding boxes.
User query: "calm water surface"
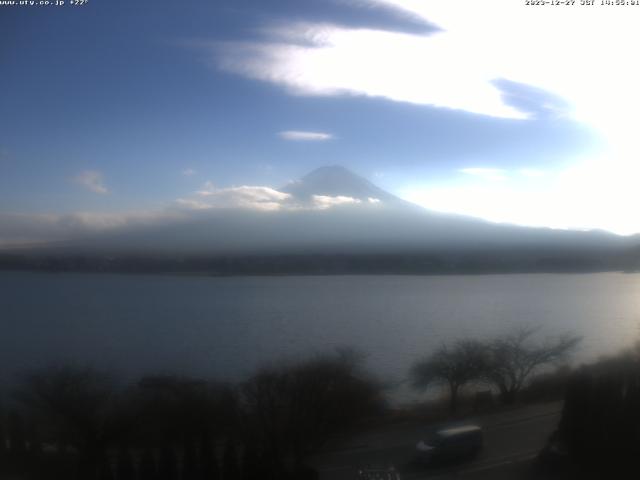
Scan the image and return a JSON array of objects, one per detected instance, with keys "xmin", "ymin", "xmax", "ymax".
[{"xmin": 2, "ymin": 272, "xmax": 639, "ymax": 401}]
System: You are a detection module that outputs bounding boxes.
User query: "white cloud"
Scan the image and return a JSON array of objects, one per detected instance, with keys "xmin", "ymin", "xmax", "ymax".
[
  {"xmin": 215, "ymin": 1, "xmax": 640, "ymax": 124},
  {"xmin": 519, "ymin": 168, "xmax": 545, "ymax": 178},
  {"xmin": 459, "ymin": 168, "xmax": 507, "ymax": 182},
  {"xmin": 188, "ymin": 183, "xmax": 293, "ymax": 211},
  {"xmin": 176, "ymin": 182, "xmax": 371, "ymax": 213},
  {"xmin": 182, "ymin": 168, "xmax": 197, "ymax": 176},
  {"xmin": 174, "ymin": 198, "xmax": 212, "ymax": 210},
  {"xmin": 404, "ymin": 156, "xmax": 640, "ymax": 236},
  {"xmin": 311, "ymin": 195, "xmax": 361, "ymax": 210},
  {"xmin": 210, "ymin": 0, "xmax": 640, "ymax": 234},
  {"xmin": 210, "ymin": 0, "xmax": 640, "ymax": 231},
  {"xmin": 0, "ymin": 187, "xmax": 382, "ymax": 246},
  {"xmin": 363, "ymin": 0, "xmax": 640, "ymax": 234},
  {"xmin": 278, "ymin": 130, "xmax": 334, "ymax": 141},
  {"xmin": 217, "ymin": 22, "xmax": 524, "ymax": 119},
  {"xmin": 0, "ymin": 210, "xmax": 176, "ymax": 247},
  {"xmin": 73, "ymin": 170, "xmax": 109, "ymax": 194},
  {"xmin": 403, "ymin": 183, "xmax": 554, "ymax": 230}
]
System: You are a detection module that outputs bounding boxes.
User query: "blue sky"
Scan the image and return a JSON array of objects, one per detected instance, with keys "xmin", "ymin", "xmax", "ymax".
[{"xmin": 2, "ymin": 0, "xmax": 639, "ymax": 243}]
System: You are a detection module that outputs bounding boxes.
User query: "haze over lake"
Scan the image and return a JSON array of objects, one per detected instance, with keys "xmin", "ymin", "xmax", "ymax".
[{"xmin": 2, "ymin": 271, "xmax": 639, "ymax": 402}]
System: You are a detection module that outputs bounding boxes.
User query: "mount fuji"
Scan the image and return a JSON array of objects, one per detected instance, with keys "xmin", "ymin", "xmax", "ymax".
[{"xmin": 1, "ymin": 166, "xmax": 638, "ymax": 274}]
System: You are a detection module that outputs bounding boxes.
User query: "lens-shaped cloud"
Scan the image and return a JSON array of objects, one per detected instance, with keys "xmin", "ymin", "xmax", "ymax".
[{"xmin": 279, "ymin": 130, "xmax": 334, "ymax": 141}]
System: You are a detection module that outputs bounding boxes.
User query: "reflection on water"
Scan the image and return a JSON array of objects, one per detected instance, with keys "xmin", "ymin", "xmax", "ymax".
[{"xmin": 1, "ymin": 272, "xmax": 639, "ymax": 401}]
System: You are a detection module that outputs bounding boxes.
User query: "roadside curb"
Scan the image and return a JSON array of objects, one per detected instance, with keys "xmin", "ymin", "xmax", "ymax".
[
  {"xmin": 319, "ymin": 407, "xmax": 561, "ymax": 455},
  {"xmin": 483, "ymin": 410, "xmax": 561, "ymax": 431}
]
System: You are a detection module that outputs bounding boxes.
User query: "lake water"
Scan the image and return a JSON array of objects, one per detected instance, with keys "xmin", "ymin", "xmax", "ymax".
[{"xmin": 1, "ymin": 271, "xmax": 640, "ymax": 402}]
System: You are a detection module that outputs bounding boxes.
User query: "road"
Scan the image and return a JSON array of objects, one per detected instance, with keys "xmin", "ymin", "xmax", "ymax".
[{"xmin": 310, "ymin": 402, "xmax": 562, "ymax": 480}]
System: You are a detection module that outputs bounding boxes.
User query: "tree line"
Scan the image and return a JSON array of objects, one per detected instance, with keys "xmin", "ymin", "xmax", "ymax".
[
  {"xmin": 0, "ymin": 327, "xmax": 582, "ymax": 479},
  {"xmin": 0, "ymin": 350, "xmax": 385, "ymax": 480},
  {"xmin": 1, "ymin": 248, "xmax": 635, "ymax": 276}
]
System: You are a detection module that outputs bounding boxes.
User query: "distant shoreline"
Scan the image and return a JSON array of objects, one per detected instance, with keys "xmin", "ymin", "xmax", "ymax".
[
  {"xmin": 1, "ymin": 248, "xmax": 638, "ymax": 278},
  {"xmin": 0, "ymin": 265, "xmax": 633, "ymax": 279}
]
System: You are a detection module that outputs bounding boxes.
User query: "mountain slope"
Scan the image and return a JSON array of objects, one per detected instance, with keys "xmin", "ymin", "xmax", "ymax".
[{"xmin": 281, "ymin": 165, "xmax": 406, "ymax": 205}]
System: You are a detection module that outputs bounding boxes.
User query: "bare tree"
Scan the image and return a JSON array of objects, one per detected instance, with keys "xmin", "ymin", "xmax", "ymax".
[
  {"xmin": 410, "ymin": 340, "xmax": 486, "ymax": 414},
  {"xmin": 241, "ymin": 350, "xmax": 385, "ymax": 470},
  {"xmin": 484, "ymin": 326, "xmax": 581, "ymax": 404}
]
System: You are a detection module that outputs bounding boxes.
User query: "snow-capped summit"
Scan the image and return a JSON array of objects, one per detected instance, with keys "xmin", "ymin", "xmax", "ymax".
[{"xmin": 281, "ymin": 165, "xmax": 403, "ymax": 205}]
